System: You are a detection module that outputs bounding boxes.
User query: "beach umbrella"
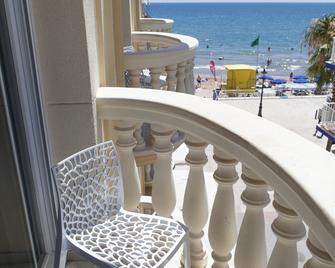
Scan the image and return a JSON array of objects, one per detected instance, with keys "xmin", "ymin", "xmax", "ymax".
[
  {"xmin": 293, "ymin": 75, "xmax": 308, "ymax": 80},
  {"xmin": 257, "ymin": 75, "xmax": 273, "ymax": 80},
  {"xmin": 293, "ymin": 78, "xmax": 308, "ymax": 84},
  {"xmin": 271, "ymin": 79, "xmax": 287, "ymax": 84}
]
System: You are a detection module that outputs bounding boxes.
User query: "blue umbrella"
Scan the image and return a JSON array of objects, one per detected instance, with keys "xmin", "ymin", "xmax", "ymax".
[
  {"xmin": 293, "ymin": 75, "xmax": 308, "ymax": 80},
  {"xmin": 272, "ymin": 79, "xmax": 287, "ymax": 84},
  {"xmin": 257, "ymin": 75, "xmax": 274, "ymax": 80},
  {"xmin": 293, "ymin": 78, "xmax": 308, "ymax": 84}
]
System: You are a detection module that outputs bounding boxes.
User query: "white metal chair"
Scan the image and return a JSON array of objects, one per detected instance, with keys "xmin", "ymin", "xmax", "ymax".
[{"xmin": 52, "ymin": 141, "xmax": 190, "ymax": 268}]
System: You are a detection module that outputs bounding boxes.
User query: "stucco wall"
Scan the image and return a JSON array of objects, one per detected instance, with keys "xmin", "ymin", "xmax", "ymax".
[{"xmin": 31, "ymin": 0, "xmax": 99, "ymax": 162}]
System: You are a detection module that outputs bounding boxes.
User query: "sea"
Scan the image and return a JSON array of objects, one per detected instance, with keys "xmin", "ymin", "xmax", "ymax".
[{"xmin": 148, "ymin": 2, "xmax": 335, "ymax": 78}]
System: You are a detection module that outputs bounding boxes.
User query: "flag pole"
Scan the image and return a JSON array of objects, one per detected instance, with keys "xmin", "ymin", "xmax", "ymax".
[{"xmin": 256, "ymin": 43, "xmax": 259, "ymax": 68}]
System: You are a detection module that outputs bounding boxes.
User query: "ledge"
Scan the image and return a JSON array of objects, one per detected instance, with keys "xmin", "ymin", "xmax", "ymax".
[
  {"xmin": 124, "ymin": 32, "xmax": 198, "ymax": 69},
  {"xmin": 139, "ymin": 18, "xmax": 174, "ymax": 32}
]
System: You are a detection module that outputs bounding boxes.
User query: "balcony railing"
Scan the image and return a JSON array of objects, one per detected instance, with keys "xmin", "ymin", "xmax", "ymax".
[
  {"xmin": 125, "ymin": 31, "xmax": 198, "ymax": 94},
  {"xmin": 97, "ymin": 87, "xmax": 335, "ymax": 268},
  {"xmin": 320, "ymin": 102, "xmax": 335, "ymax": 131},
  {"xmin": 139, "ymin": 18, "xmax": 174, "ymax": 32}
]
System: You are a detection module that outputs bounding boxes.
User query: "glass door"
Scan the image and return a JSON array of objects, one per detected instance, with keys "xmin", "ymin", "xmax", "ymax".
[{"xmin": 0, "ymin": 95, "xmax": 37, "ymax": 267}]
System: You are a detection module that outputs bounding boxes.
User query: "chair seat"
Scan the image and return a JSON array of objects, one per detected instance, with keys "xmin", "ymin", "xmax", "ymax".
[{"xmin": 68, "ymin": 209, "xmax": 186, "ymax": 268}]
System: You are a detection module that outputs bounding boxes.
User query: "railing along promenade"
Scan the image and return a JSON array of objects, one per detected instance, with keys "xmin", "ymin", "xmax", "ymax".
[
  {"xmin": 97, "ymin": 87, "xmax": 335, "ymax": 268},
  {"xmin": 320, "ymin": 102, "xmax": 335, "ymax": 131}
]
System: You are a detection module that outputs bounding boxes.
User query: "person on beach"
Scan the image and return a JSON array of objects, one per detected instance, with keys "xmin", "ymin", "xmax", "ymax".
[
  {"xmin": 196, "ymin": 75, "xmax": 202, "ymax": 88},
  {"xmin": 289, "ymin": 72, "xmax": 293, "ymax": 81}
]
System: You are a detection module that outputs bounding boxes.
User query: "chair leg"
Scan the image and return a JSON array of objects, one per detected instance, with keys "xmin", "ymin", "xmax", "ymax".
[{"xmin": 183, "ymin": 239, "xmax": 191, "ymax": 268}]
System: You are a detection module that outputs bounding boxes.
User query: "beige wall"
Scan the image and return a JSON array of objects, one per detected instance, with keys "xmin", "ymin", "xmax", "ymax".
[
  {"xmin": 31, "ymin": 0, "xmax": 99, "ymax": 162},
  {"xmin": 122, "ymin": 0, "xmax": 132, "ymax": 47}
]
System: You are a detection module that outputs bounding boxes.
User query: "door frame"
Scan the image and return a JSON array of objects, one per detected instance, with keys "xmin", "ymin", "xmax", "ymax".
[{"xmin": 0, "ymin": 1, "xmax": 57, "ymax": 266}]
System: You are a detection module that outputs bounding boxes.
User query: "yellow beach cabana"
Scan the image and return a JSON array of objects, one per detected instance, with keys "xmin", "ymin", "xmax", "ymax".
[{"xmin": 224, "ymin": 64, "xmax": 256, "ymax": 94}]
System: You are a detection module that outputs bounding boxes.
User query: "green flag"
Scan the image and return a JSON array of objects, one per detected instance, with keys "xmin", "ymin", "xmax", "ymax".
[{"xmin": 251, "ymin": 36, "xmax": 260, "ymax": 47}]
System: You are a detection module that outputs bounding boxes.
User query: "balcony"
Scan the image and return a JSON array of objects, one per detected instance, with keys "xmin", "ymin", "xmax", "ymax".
[
  {"xmin": 96, "ymin": 87, "xmax": 335, "ymax": 267},
  {"xmin": 125, "ymin": 31, "xmax": 198, "ymax": 94},
  {"xmin": 139, "ymin": 18, "xmax": 174, "ymax": 33}
]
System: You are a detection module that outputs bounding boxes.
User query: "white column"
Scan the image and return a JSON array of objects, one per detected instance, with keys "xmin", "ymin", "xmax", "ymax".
[
  {"xmin": 208, "ymin": 148, "xmax": 238, "ymax": 268},
  {"xmin": 127, "ymin": 69, "xmax": 141, "ymax": 88},
  {"xmin": 234, "ymin": 165, "xmax": 270, "ymax": 268},
  {"xmin": 268, "ymin": 193, "xmax": 306, "ymax": 268},
  {"xmin": 151, "ymin": 124, "xmax": 176, "ymax": 217},
  {"xmin": 184, "ymin": 60, "xmax": 192, "ymax": 94},
  {"xmin": 149, "ymin": 67, "xmax": 162, "ymax": 89},
  {"xmin": 114, "ymin": 120, "xmax": 141, "ymax": 212},
  {"xmin": 176, "ymin": 61, "xmax": 187, "ymax": 93},
  {"xmin": 134, "ymin": 122, "xmax": 145, "ymax": 152},
  {"xmin": 189, "ymin": 58, "xmax": 195, "ymax": 95},
  {"xmin": 182, "ymin": 135, "xmax": 208, "ymax": 268},
  {"xmin": 127, "ymin": 69, "xmax": 145, "ymax": 151},
  {"xmin": 166, "ymin": 64, "xmax": 178, "ymax": 91},
  {"xmin": 304, "ymin": 230, "xmax": 335, "ymax": 268}
]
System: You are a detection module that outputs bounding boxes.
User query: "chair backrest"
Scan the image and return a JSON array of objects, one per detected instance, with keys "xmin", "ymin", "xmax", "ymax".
[{"xmin": 52, "ymin": 141, "xmax": 123, "ymax": 237}]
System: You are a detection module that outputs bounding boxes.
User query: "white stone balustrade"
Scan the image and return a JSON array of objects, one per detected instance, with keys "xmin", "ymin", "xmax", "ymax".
[
  {"xmin": 165, "ymin": 64, "xmax": 177, "ymax": 91},
  {"xmin": 176, "ymin": 61, "xmax": 187, "ymax": 93},
  {"xmin": 124, "ymin": 32, "xmax": 198, "ymax": 92},
  {"xmin": 268, "ymin": 193, "xmax": 306, "ymax": 268},
  {"xmin": 183, "ymin": 135, "xmax": 208, "ymax": 268},
  {"xmin": 234, "ymin": 165, "xmax": 270, "ymax": 268},
  {"xmin": 139, "ymin": 18, "xmax": 174, "ymax": 32},
  {"xmin": 305, "ymin": 230, "xmax": 335, "ymax": 268},
  {"xmin": 208, "ymin": 148, "xmax": 238, "ymax": 268},
  {"xmin": 113, "ymin": 120, "xmax": 141, "ymax": 212},
  {"xmin": 97, "ymin": 88, "xmax": 335, "ymax": 268},
  {"xmin": 151, "ymin": 124, "xmax": 176, "ymax": 217}
]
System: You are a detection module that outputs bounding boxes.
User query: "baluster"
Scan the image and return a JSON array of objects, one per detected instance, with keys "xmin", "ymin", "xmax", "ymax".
[
  {"xmin": 184, "ymin": 60, "xmax": 192, "ymax": 93},
  {"xmin": 234, "ymin": 165, "xmax": 270, "ymax": 268},
  {"xmin": 208, "ymin": 148, "xmax": 238, "ymax": 268},
  {"xmin": 127, "ymin": 69, "xmax": 141, "ymax": 88},
  {"xmin": 151, "ymin": 124, "xmax": 176, "ymax": 217},
  {"xmin": 138, "ymin": 43, "xmax": 146, "ymax": 51},
  {"xmin": 176, "ymin": 61, "xmax": 187, "ymax": 93},
  {"xmin": 182, "ymin": 135, "xmax": 208, "ymax": 267},
  {"xmin": 268, "ymin": 193, "xmax": 306, "ymax": 268},
  {"xmin": 149, "ymin": 67, "xmax": 162, "ymax": 89},
  {"xmin": 189, "ymin": 59, "xmax": 195, "ymax": 95},
  {"xmin": 134, "ymin": 122, "xmax": 145, "ymax": 151},
  {"xmin": 305, "ymin": 230, "xmax": 335, "ymax": 268},
  {"xmin": 127, "ymin": 69, "xmax": 145, "ymax": 151},
  {"xmin": 114, "ymin": 120, "xmax": 141, "ymax": 211},
  {"xmin": 166, "ymin": 64, "xmax": 177, "ymax": 91}
]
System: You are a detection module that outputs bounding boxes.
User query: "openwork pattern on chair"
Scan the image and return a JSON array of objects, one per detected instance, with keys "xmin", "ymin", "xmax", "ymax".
[{"xmin": 52, "ymin": 141, "xmax": 189, "ymax": 268}]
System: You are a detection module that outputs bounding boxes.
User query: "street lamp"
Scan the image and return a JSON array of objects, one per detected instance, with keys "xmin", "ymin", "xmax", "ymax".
[{"xmin": 258, "ymin": 68, "xmax": 267, "ymax": 117}]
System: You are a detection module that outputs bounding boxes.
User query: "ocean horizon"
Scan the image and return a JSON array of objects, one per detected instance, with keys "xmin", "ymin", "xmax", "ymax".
[{"xmin": 149, "ymin": 2, "xmax": 335, "ymax": 78}]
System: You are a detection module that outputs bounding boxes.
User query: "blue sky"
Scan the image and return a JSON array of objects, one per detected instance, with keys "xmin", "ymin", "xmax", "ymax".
[{"xmin": 151, "ymin": 0, "xmax": 335, "ymax": 3}]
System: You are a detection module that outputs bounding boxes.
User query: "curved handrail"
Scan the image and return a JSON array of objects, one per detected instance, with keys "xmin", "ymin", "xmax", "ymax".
[
  {"xmin": 97, "ymin": 87, "xmax": 335, "ymax": 259},
  {"xmin": 139, "ymin": 18, "xmax": 174, "ymax": 32},
  {"xmin": 125, "ymin": 32, "xmax": 198, "ymax": 69}
]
